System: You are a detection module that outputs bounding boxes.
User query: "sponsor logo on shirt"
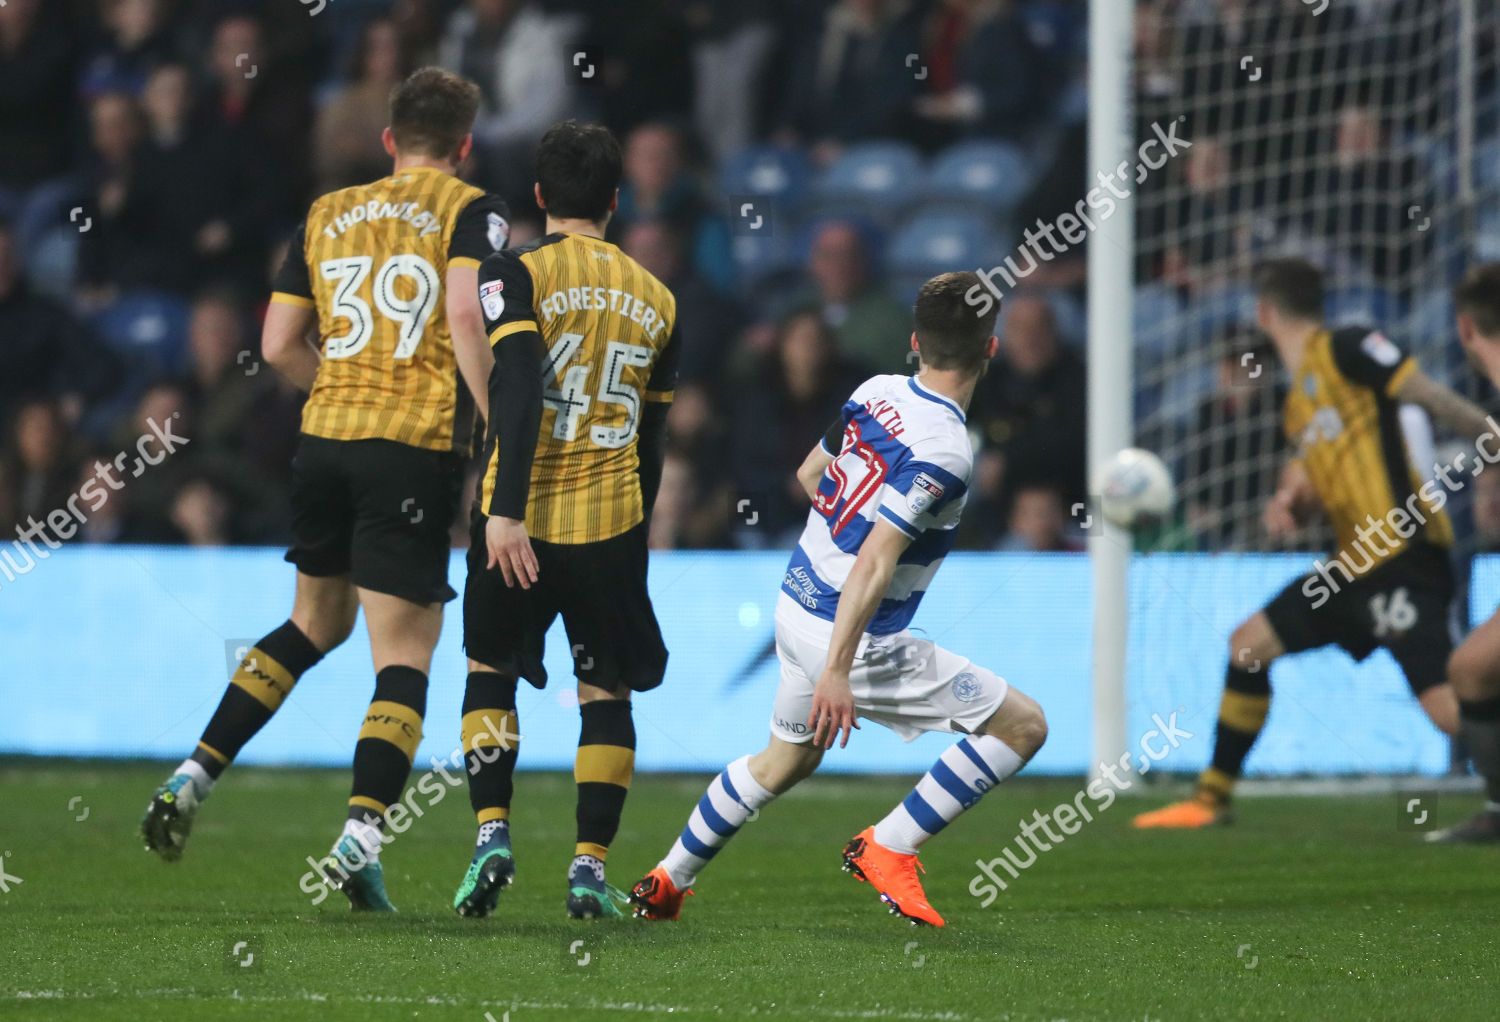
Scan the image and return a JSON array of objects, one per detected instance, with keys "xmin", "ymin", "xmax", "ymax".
[
  {"xmin": 486, "ymin": 212, "xmax": 509, "ymax": 251},
  {"xmin": 908, "ymin": 472, "xmax": 945, "ymax": 515},
  {"xmin": 1361, "ymin": 331, "xmax": 1401, "ymax": 367},
  {"xmin": 480, "ymin": 279, "xmax": 505, "ymax": 321}
]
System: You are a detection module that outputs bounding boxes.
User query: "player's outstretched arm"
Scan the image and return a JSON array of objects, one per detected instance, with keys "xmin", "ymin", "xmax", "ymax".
[
  {"xmin": 809, "ymin": 519, "xmax": 913, "ymax": 749},
  {"xmin": 448, "ymin": 264, "xmax": 493, "ymax": 424},
  {"xmin": 261, "ymin": 301, "xmax": 320, "ymax": 392},
  {"xmin": 1394, "ymin": 368, "xmax": 1494, "ymax": 441}
]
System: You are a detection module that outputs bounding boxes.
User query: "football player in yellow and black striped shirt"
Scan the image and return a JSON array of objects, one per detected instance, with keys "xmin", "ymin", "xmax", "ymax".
[
  {"xmin": 1136, "ymin": 258, "xmax": 1494, "ymax": 829},
  {"xmin": 453, "ymin": 122, "xmax": 681, "ymax": 920},
  {"xmin": 141, "ymin": 70, "xmax": 508, "ymax": 912}
]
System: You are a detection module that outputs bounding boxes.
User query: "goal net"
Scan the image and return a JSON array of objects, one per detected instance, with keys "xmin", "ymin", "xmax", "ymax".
[{"xmin": 1122, "ymin": 0, "xmax": 1498, "ymax": 779}]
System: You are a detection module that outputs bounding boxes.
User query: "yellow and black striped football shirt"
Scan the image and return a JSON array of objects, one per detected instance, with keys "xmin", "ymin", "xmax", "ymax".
[
  {"xmin": 1283, "ymin": 325, "xmax": 1452, "ymax": 568},
  {"xmin": 270, "ymin": 166, "xmax": 510, "ymax": 455},
  {"xmin": 478, "ymin": 232, "xmax": 680, "ymax": 545}
]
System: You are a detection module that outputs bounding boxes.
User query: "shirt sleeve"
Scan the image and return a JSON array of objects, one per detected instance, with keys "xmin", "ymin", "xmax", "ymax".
[
  {"xmin": 820, "ymin": 379, "xmax": 880, "ymax": 455},
  {"xmin": 478, "ymin": 248, "xmax": 542, "ymax": 519},
  {"xmin": 820, "ymin": 414, "xmax": 849, "ymax": 456},
  {"xmin": 644, "ymin": 322, "xmax": 682, "ymax": 404},
  {"xmin": 449, "ymin": 194, "xmax": 511, "ymax": 269},
  {"xmin": 478, "ymin": 249, "xmax": 537, "ymax": 346},
  {"xmin": 876, "ymin": 436, "xmax": 971, "ymax": 539},
  {"xmin": 269, "ymin": 222, "xmax": 313, "ymax": 307},
  {"xmin": 1330, "ymin": 327, "xmax": 1416, "ymax": 396}
]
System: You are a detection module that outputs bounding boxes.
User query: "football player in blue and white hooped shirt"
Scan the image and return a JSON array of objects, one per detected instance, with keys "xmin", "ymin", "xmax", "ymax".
[{"xmin": 630, "ymin": 272, "xmax": 1050, "ymax": 928}]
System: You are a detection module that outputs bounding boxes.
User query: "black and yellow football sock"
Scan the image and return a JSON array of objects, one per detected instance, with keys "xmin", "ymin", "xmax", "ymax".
[
  {"xmin": 192, "ymin": 621, "xmax": 324, "ymax": 778},
  {"xmin": 1459, "ymin": 695, "xmax": 1500, "ymax": 805},
  {"xmin": 347, "ymin": 666, "xmax": 427, "ymax": 824},
  {"xmin": 462, "ymin": 671, "xmax": 520, "ymax": 826},
  {"xmin": 1198, "ymin": 664, "xmax": 1271, "ymax": 805},
  {"xmin": 574, "ymin": 699, "xmax": 636, "ymax": 860}
]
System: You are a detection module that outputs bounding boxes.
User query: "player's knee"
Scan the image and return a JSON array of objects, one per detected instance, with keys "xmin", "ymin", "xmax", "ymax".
[
  {"xmin": 1448, "ymin": 643, "xmax": 1500, "ymax": 700},
  {"xmin": 986, "ymin": 689, "xmax": 1047, "ymax": 759},
  {"xmin": 1009, "ymin": 707, "xmax": 1048, "ymax": 759},
  {"xmin": 298, "ymin": 602, "xmax": 357, "ymax": 652},
  {"xmin": 1228, "ymin": 619, "xmax": 1274, "ymax": 674},
  {"xmin": 752, "ymin": 740, "xmax": 820, "ymax": 793}
]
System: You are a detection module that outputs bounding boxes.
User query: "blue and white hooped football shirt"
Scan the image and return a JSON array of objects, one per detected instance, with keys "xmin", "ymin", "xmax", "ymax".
[{"xmin": 780, "ymin": 374, "xmax": 973, "ymax": 639}]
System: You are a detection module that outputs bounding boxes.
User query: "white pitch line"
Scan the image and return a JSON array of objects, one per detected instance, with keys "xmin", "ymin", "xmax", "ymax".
[{"xmin": 8, "ymin": 988, "xmax": 968, "ymax": 1021}]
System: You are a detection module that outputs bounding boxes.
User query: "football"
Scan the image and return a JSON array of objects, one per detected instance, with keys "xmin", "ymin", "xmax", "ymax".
[{"xmin": 1098, "ymin": 447, "xmax": 1175, "ymax": 528}]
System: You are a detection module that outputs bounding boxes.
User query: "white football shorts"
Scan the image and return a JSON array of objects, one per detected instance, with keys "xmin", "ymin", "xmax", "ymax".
[{"xmin": 770, "ymin": 594, "xmax": 1008, "ymax": 743}]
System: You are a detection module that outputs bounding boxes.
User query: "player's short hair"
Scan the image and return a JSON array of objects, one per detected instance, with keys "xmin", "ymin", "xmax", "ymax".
[
  {"xmin": 388, "ymin": 67, "xmax": 480, "ymax": 161},
  {"xmin": 1454, "ymin": 264, "xmax": 1500, "ymax": 337},
  {"xmin": 1252, "ymin": 259, "xmax": 1325, "ymax": 320},
  {"xmin": 535, "ymin": 121, "xmax": 623, "ymax": 222},
  {"xmin": 913, "ymin": 271, "xmax": 996, "ymax": 372}
]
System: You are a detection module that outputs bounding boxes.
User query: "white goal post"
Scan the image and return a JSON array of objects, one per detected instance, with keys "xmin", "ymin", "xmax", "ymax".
[
  {"xmin": 1087, "ymin": 0, "xmax": 1135, "ymax": 783},
  {"xmin": 1088, "ymin": 0, "xmax": 1493, "ymax": 781}
]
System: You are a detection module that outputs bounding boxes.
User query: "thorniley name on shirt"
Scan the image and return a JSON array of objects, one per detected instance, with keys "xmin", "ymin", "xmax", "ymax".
[
  {"xmin": 319, "ymin": 199, "xmax": 448, "ymax": 240},
  {"xmin": 536, "ymin": 285, "xmax": 671, "ymax": 342}
]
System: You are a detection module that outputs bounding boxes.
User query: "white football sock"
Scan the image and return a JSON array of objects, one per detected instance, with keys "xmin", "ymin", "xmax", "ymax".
[
  {"xmin": 571, "ymin": 854, "xmax": 606, "ymax": 883},
  {"xmin": 476, "ymin": 820, "xmax": 508, "ymax": 847},
  {"xmin": 660, "ymin": 755, "xmax": 775, "ymax": 890},
  {"xmin": 873, "ymin": 735, "xmax": 1024, "ymax": 854},
  {"xmin": 339, "ymin": 817, "xmax": 385, "ymax": 864},
  {"xmin": 176, "ymin": 759, "xmax": 214, "ymax": 799}
]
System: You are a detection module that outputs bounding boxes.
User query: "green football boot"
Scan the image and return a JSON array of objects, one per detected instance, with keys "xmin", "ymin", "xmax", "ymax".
[
  {"xmin": 315, "ymin": 835, "xmax": 396, "ymax": 912},
  {"xmin": 454, "ymin": 824, "xmax": 516, "ymax": 918},
  {"xmin": 141, "ymin": 773, "xmax": 203, "ymax": 862}
]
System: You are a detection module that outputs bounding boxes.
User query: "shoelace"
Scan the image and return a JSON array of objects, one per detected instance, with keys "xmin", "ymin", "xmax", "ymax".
[{"xmin": 883, "ymin": 852, "xmax": 927, "ymax": 892}]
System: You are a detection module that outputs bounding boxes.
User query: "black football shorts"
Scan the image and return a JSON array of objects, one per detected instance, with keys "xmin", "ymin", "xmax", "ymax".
[
  {"xmin": 284, "ymin": 435, "xmax": 464, "ymax": 605},
  {"xmin": 1262, "ymin": 541, "xmax": 1456, "ymax": 696},
  {"xmin": 463, "ymin": 513, "xmax": 667, "ymax": 693}
]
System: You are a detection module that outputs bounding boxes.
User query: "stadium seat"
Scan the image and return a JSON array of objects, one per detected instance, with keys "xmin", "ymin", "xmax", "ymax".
[
  {"xmin": 729, "ymin": 230, "xmax": 798, "ymax": 292},
  {"xmin": 1181, "ymin": 285, "xmax": 1256, "ymax": 340},
  {"xmin": 887, "ymin": 210, "xmax": 995, "ymax": 276},
  {"xmin": 816, "ymin": 142, "xmax": 925, "ymax": 209},
  {"xmin": 1131, "ymin": 283, "xmax": 1183, "ymax": 359},
  {"xmin": 23, "ymin": 227, "xmax": 78, "ymax": 304},
  {"xmin": 1476, "ymin": 138, "xmax": 1500, "ymax": 192},
  {"xmin": 1136, "ymin": 355, "xmax": 1216, "ymax": 426},
  {"xmin": 1042, "ymin": 289, "xmax": 1086, "ymax": 348},
  {"xmin": 885, "ymin": 210, "xmax": 1000, "ymax": 309},
  {"xmin": 1477, "ymin": 203, "xmax": 1500, "ymax": 261},
  {"xmin": 719, "ymin": 145, "xmax": 814, "ymax": 216},
  {"xmin": 90, "ymin": 290, "xmax": 191, "ymax": 379},
  {"xmin": 924, "ymin": 141, "xmax": 1035, "ymax": 213},
  {"xmin": 1326, "ymin": 285, "xmax": 1396, "ymax": 328}
]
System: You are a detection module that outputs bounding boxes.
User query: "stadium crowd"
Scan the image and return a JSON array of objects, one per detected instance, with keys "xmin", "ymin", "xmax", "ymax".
[{"xmin": 0, "ymin": 0, "xmax": 1493, "ymax": 553}]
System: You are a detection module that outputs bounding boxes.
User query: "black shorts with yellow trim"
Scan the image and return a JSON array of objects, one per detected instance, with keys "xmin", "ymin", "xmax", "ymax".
[
  {"xmin": 285, "ymin": 435, "xmax": 464, "ymax": 605},
  {"xmin": 1262, "ymin": 541, "xmax": 1456, "ymax": 696},
  {"xmin": 463, "ymin": 512, "xmax": 667, "ymax": 693}
]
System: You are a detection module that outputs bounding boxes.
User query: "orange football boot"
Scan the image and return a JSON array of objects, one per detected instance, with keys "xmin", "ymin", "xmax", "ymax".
[
  {"xmin": 841, "ymin": 827, "xmax": 945, "ymax": 928},
  {"xmin": 629, "ymin": 867, "xmax": 693, "ymax": 921},
  {"xmin": 1131, "ymin": 796, "xmax": 1232, "ymax": 829}
]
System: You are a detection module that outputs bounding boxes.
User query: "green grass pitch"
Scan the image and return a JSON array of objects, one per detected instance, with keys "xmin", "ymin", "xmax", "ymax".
[{"xmin": 2, "ymin": 761, "xmax": 1498, "ymax": 1021}]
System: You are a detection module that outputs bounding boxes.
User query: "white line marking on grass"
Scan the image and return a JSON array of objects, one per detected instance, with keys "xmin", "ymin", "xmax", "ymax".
[{"xmin": 8, "ymin": 989, "xmax": 967, "ymax": 1020}]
